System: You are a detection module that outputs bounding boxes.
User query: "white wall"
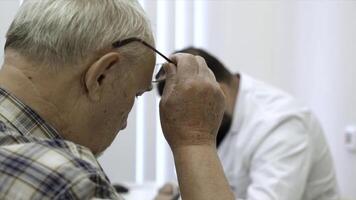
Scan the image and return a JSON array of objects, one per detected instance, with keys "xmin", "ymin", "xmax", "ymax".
[
  {"xmin": 294, "ymin": 2, "xmax": 356, "ymax": 198},
  {"xmin": 0, "ymin": 0, "xmax": 19, "ymax": 64}
]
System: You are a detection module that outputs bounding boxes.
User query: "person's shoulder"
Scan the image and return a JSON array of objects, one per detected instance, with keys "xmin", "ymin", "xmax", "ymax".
[
  {"xmin": 37, "ymin": 141, "xmax": 120, "ymax": 199},
  {"xmin": 241, "ymin": 75, "xmax": 295, "ymax": 106},
  {"xmin": 236, "ymin": 74, "xmax": 321, "ymax": 143},
  {"xmin": 0, "ymin": 139, "xmax": 119, "ymax": 199},
  {"xmin": 240, "ymin": 74, "xmax": 312, "ymax": 121}
]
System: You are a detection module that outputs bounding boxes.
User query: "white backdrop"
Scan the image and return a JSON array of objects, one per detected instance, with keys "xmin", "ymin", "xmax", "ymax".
[{"xmin": 1, "ymin": 0, "xmax": 355, "ymax": 199}]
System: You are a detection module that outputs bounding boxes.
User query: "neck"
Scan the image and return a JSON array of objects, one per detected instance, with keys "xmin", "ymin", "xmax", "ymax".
[
  {"xmin": 226, "ymin": 74, "xmax": 240, "ymax": 116},
  {"xmin": 0, "ymin": 51, "xmax": 71, "ymax": 138},
  {"xmin": 0, "ymin": 50, "xmax": 110, "ymax": 155}
]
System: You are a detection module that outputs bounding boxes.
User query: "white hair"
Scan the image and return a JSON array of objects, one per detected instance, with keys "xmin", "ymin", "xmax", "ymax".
[{"xmin": 5, "ymin": 0, "xmax": 154, "ymax": 66}]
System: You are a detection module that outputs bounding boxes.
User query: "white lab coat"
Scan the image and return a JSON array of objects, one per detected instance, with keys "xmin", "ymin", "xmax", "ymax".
[{"xmin": 218, "ymin": 74, "xmax": 339, "ymax": 200}]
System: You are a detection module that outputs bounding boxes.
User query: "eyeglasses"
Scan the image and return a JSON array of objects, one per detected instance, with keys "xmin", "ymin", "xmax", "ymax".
[{"xmin": 112, "ymin": 37, "xmax": 173, "ymax": 83}]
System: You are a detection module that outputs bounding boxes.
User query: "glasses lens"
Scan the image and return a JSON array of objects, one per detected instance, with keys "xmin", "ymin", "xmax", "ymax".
[{"xmin": 152, "ymin": 63, "xmax": 166, "ymax": 83}]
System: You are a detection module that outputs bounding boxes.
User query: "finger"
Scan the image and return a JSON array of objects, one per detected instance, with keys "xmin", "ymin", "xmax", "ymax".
[
  {"xmin": 154, "ymin": 194, "xmax": 174, "ymax": 200},
  {"xmin": 195, "ymin": 55, "xmax": 216, "ymax": 80},
  {"xmin": 170, "ymin": 53, "xmax": 199, "ymax": 76},
  {"xmin": 155, "ymin": 66, "xmax": 166, "ymax": 82},
  {"xmin": 154, "ymin": 195, "xmax": 174, "ymax": 200},
  {"xmin": 169, "ymin": 53, "xmax": 185, "ymax": 65},
  {"xmin": 158, "ymin": 183, "xmax": 174, "ymax": 194},
  {"xmin": 160, "ymin": 63, "xmax": 177, "ymax": 98}
]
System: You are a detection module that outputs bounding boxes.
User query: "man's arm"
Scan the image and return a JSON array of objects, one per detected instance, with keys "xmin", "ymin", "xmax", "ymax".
[
  {"xmin": 159, "ymin": 53, "xmax": 235, "ymax": 200},
  {"xmin": 173, "ymin": 145, "xmax": 233, "ymax": 200}
]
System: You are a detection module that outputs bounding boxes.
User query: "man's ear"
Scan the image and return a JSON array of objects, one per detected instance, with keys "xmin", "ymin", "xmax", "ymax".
[{"xmin": 84, "ymin": 52, "xmax": 120, "ymax": 101}]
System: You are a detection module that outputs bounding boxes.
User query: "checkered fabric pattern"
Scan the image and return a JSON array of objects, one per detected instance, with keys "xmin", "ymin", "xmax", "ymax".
[{"xmin": 0, "ymin": 88, "xmax": 123, "ymax": 200}]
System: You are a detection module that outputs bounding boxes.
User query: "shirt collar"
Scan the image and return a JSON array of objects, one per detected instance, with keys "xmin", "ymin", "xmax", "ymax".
[{"xmin": 0, "ymin": 87, "xmax": 62, "ymax": 140}]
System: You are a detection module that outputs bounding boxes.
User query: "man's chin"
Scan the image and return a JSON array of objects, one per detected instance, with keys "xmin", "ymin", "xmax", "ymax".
[
  {"xmin": 120, "ymin": 121, "xmax": 127, "ymax": 130},
  {"xmin": 94, "ymin": 141, "xmax": 113, "ymax": 158},
  {"xmin": 95, "ymin": 128, "xmax": 124, "ymax": 158},
  {"xmin": 94, "ymin": 151, "xmax": 104, "ymax": 158},
  {"xmin": 120, "ymin": 113, "xmax": 129, "ymax": 130}
]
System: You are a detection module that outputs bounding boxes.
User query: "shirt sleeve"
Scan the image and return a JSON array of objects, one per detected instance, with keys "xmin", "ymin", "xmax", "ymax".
[{"xmin": 246, "ymin": 117, "xmax": 312, "ymax": 200}]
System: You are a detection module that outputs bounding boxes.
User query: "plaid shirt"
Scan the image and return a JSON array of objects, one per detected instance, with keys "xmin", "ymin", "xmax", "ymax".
[{"xmin": 0, "ymin": 88, "xmax": 123, "ymax": 200}]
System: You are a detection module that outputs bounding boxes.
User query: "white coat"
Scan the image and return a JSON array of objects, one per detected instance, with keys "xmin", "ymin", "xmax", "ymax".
[{"xmin": 218, "ymin": 74, "xmax": 339, "ymax": 200}]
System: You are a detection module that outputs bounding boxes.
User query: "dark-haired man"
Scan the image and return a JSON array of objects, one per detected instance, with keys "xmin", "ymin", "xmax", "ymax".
[{"xmin": 156, "ymin": 48, "xmax": 339, "ymax": 200}]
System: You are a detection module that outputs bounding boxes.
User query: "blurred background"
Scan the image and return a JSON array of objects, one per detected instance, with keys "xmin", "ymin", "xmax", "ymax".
[{"xmin": 1, "ymin": 0, "xmax": 355, "ymax": 199}]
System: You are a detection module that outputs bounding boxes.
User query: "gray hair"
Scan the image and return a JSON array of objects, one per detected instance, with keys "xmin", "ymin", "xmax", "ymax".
[{"xmin": 5, "ymin": 0, "xmax": 154, "ymax": 67}]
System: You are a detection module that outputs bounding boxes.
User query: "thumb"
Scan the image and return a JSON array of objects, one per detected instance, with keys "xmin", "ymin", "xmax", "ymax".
[
  {"xmin": 161, "ymin": 63, "xmax": 177, "ymax": 98},
  {"xmin": 158, "ymin": 183, "xmax": 175, "ymax": 194},
  {"xmin": 163, "ymin": 62, "xmax": 177, "ymax": 78}
]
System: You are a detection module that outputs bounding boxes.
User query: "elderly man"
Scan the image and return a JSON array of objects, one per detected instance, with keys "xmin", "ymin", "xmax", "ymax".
[
  {"xmin": 156, "ymin": 48, "xmax": 339, "ymax": 200},
  {"xmin": 0, "ymin": 1, "xmax": 234, "ymax": 199}
]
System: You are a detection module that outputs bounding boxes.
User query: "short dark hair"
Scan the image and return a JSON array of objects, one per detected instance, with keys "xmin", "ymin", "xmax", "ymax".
[{"xmin": 157, "ymin": 47, "xmax": 233, "ymax": 95}]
